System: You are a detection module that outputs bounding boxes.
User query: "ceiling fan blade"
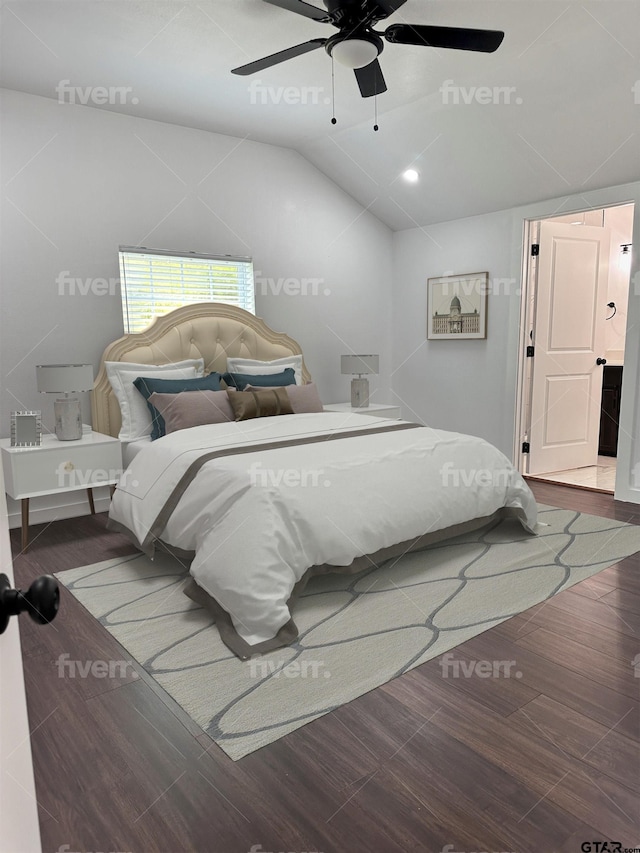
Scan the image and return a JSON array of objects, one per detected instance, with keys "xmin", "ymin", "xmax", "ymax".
[
  {"xmin": 373, "ymin": 0, "xmax": 408, "ymax": 16},
  {"xmin": 354, "ymin": 59, "xmax": 387, "ymax": 98},
  {"xmin": 263, "ymin": 0, "xmax": 332, "ymax": 22},
  {"xmin": 232, "ymin": 39, "xmax": 327, "ymax": 75},
  {"xmin": 385, "ymin": 24, "xmax": 504, "ymax": 53}
]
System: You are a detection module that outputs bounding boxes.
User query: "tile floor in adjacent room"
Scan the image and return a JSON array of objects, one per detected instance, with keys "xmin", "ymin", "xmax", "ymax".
[{"xmin": 527, "ymin": 456, "xmax": 617, "ymax": 493}]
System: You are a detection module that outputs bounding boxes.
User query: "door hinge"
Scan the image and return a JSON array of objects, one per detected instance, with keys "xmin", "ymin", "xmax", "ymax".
[
  {"xmin": 522, "ymin": 441, "xmax": 530, "ymax": 454},
  {"xmin": 531, "ymin": 244, "xmax": 539, "ymax": 257},
  {"xmin": 526, "ymin": 345, "xmax": 535, "ymax": 358}
]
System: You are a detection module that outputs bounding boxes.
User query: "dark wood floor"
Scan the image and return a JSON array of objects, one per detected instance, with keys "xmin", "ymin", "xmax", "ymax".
[{"xmin": 10, "ymin": 481, "xmax": 640, "ymax": 853}]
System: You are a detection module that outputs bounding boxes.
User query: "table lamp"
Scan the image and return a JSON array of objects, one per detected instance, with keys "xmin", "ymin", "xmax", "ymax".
[
  {"xmin": 36, "ymin": 364, "xmax": 94, "ymax": 440},
  {"xmin": 341, "ymin": 354, "xmax": 379, "ymax": 408}
]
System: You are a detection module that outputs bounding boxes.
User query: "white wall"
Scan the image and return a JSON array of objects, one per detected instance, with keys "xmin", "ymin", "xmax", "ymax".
[
  {"xmin": 391, "ymin": 183, "xmax": 640, "ymax": 503},
  {"xmin": 391, "ymin": 209, "xmax": 525, "ymax": 454},
  {"xmin": 0, "ymin": 89, "xmax": 393, "ymax": 524}
]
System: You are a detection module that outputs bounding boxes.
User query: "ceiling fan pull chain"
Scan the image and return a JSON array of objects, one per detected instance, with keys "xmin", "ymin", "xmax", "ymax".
[
  {"xmin": 374, "ymin": 93, "xmax": 379, "ymax": 132},
  {"xmin": 331, "ymin": 54, "xmax": 337, "ymax": 125}
]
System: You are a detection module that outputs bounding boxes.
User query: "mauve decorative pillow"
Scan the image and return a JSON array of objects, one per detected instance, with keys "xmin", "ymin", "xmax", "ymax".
[
  {"xmin": 226, "ymin": 387, "xmax": 294, "ymax": 421},
  {"xmin": 147, "ymin": 390, "xmax": 234, "ymax": 433},
  {"xmin": 134, "ymin": 372, "xmax": 223, "ymax": 440},
  {"xmin": 245, "ymin": 382, "xmax": 324, "ymax": 414}
]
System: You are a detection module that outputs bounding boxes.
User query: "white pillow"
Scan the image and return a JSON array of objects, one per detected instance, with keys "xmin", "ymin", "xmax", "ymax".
[
  {"xmin": 106, "ymin": 358, "xmax": 204, "ymax": 440},
  {"xmin": 226, "ymin": 355, "xmax": 303, "ymax": 385}
]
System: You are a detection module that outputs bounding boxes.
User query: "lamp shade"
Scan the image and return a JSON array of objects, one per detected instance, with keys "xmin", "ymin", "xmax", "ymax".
[
  {"xmin": 341, "ymin": 354, "xmax": 379, "ymax": 376},
  {"xmin": 36, "ymin": 364, "xmax": 94, "ymax": 393}
]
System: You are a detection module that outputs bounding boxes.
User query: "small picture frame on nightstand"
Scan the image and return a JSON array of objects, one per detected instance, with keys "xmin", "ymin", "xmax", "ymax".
[{"xmin": 10, "ymin": 411, "xmax": 42, "ymax": 447}]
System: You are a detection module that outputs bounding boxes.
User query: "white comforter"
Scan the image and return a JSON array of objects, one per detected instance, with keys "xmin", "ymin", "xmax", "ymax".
[{"xmin": 109, "ymin": 413, "xmax": 537, "ymax": 647}]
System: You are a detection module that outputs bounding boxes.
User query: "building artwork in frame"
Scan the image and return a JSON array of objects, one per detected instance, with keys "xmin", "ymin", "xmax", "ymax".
[
  {"xmin": 427, "ymin": 272, "xmax": 488, "ymax": 340},
  {"xmin": 10, "ymin": 411, "xmax": 42, "ymax": 447}
]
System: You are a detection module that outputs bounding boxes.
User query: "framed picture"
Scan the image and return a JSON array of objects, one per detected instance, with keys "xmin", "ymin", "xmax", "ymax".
[
  {"xmin": 10, "ymin": 411, "xmax": 42, "ymax": 447},
  {"xmin": 427, "ymin": 271, "xmax": 488, "ymax": 340}
]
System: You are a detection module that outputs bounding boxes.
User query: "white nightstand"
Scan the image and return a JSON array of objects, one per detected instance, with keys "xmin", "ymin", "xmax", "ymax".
[
  {"xmin": 1, "ymin": 431, "xmax": 122, "ymax": 551},
  {"xmin": 323, "ymin": 402, "xmax": 402, "ymax": 419}
]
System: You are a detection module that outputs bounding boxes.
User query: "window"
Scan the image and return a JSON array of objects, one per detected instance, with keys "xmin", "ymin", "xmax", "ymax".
[{"xmin": 118, "ymin": 247, "xmax": 255, "ymax": 334}]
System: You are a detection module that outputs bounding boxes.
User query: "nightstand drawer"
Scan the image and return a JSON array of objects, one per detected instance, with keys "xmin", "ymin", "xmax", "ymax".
[{"xmin": 2, "ymin": 437, "xmax": 122, "ymax": 499}]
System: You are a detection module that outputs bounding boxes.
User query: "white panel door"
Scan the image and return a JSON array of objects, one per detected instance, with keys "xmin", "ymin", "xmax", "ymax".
[
  {"xmin": 0, "ymin": 467, "xmax": 42, "ymax": 853},
  {"xmin": 528, "ymin": 221, "xmax": 610, "ymax": 475}
]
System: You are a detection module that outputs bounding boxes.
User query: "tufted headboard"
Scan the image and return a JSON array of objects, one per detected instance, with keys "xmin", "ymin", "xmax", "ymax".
[{"xmin": 91, "ymin": 302, "xmax": 312, "ymax": 437}]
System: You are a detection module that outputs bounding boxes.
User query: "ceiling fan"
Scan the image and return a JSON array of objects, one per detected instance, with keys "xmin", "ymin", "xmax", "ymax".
[{"xmin": 232, "ymin": 0, "xmax": 505, "ymax": 98}]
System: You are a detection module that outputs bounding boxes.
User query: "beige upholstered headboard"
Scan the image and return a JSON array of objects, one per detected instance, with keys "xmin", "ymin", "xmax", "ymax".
[{"xmin": 92, "ymin": 302, "xmax": 311, "ymax": 437}]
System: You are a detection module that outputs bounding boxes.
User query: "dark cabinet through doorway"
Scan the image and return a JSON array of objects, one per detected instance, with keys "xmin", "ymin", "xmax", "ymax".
[{"xmin": 599, "ymin": 365, "xmax": 623, "ymax": 456}]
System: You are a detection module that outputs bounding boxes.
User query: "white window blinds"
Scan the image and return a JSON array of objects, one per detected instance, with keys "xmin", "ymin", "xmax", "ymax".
[{"xmin": 119, "ymin": 247, "xmax": 255, "ymax": 334}]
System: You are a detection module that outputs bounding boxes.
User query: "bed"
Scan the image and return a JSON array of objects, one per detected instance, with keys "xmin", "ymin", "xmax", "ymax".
[{"xmin": 94, "ymin": 302, "xmax": 538, "ymax": 658}]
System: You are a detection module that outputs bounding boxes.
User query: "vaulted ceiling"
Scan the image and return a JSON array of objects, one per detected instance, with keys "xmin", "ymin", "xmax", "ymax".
[{"xmin": 2, "ymin": 0, "xmax": 639, "ymax": 229}]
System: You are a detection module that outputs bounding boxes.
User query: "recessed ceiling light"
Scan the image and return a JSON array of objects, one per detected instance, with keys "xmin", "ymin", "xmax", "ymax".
[{"xmin": 403, "ymin": 169, "xmax": 420, "ymax": 183}]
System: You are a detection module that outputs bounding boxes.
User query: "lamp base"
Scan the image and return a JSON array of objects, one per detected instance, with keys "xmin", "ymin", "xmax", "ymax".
[
  {"xmin": 54, "ymin": 397, "xmax": 82, "ymax": 441},
  {"xmin": 351, "ymin": 377, "xmax": 370, "ymax": 408}
]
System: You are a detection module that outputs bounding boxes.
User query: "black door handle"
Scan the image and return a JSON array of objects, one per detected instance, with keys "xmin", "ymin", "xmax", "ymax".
[
  {"xmin": 596, "ymin": 358, "xmax": 607, "ymax": 366},
  {"xmin": 0, "ymin": 573, "xmax": 59, "ymax": 634}
]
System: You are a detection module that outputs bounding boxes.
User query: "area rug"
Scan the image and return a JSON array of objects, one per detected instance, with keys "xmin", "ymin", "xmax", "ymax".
[{"xmin": 55, "ymin": 505, "xmax": 640, "ymax": 760}]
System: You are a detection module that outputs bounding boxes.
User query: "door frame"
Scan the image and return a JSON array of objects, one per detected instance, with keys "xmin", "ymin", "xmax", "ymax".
[
  {"xmin": 0, "ymin": 469, "xmax": 42, "ymax": 852},
  {"xmin": 514, "ymin": 202, "xmax": 635, "ymax": 490}
]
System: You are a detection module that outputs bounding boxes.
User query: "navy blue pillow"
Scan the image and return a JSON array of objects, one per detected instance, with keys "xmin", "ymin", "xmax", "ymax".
[
  {"xmin": 222, "ymin": 368, "xmax": 296, "ymax": 391},
  {"xmin": 134, "ymin": 373, "xmax": 223, "ymax": 440}
]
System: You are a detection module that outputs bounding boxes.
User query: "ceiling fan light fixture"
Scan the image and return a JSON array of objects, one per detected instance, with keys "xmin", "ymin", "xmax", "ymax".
[
  {"xmin": 403, "ymin": 168, "xmax": 420, "ymax": 183},
  {"xmin": 232, "ymin": 1, "xmax": 505, "ymax": 100},
  {"xmin": 330, "ymin": 38, "xmax": 380, "ymax": 69}
]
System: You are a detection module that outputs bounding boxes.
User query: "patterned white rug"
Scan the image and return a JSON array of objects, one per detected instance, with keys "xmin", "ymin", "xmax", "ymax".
[{"xmin": 56, "ymin": 505, "xmax": 640, "ymax": 760}]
